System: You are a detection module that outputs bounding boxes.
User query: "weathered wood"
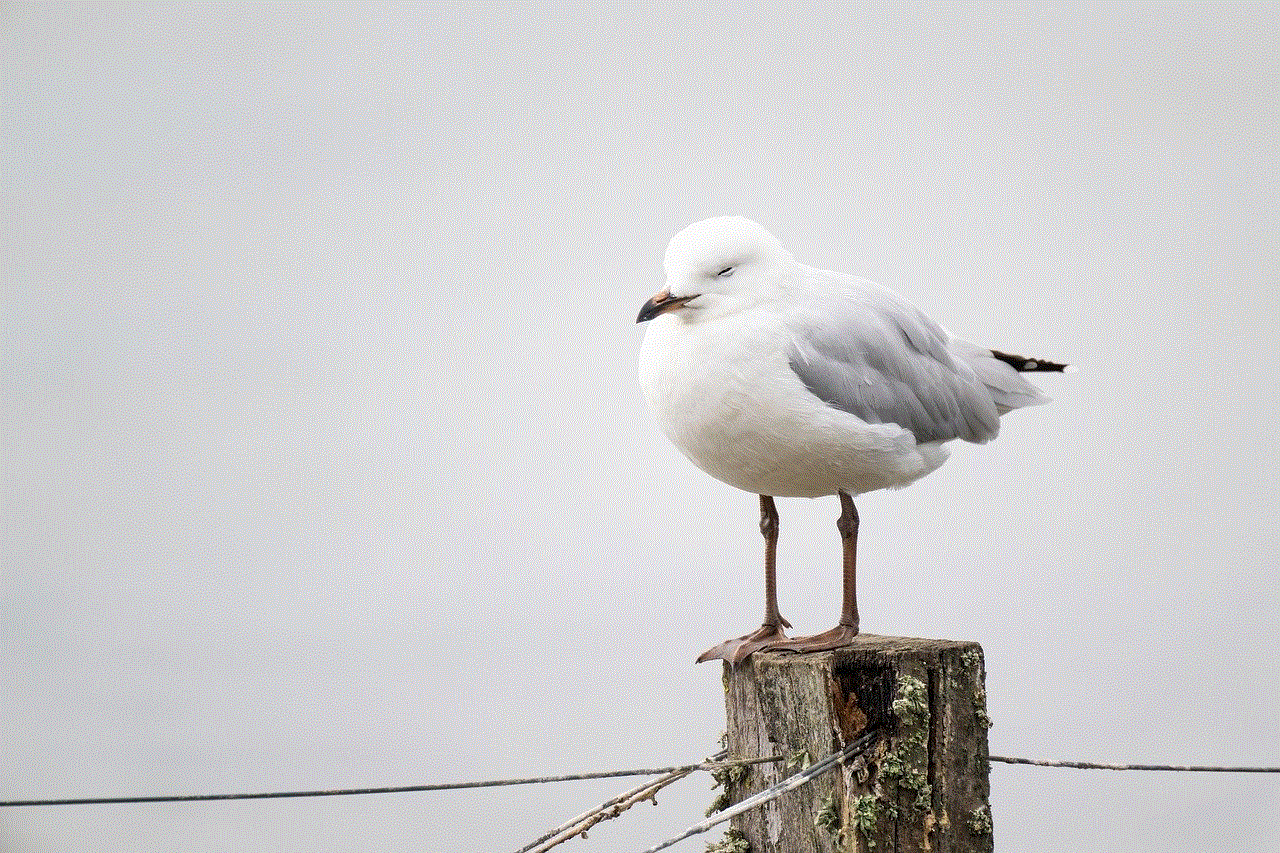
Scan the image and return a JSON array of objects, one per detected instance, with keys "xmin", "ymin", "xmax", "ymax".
[{"xmin": 719, "ymin": 636, "xmax": 993, "ymax": 853}]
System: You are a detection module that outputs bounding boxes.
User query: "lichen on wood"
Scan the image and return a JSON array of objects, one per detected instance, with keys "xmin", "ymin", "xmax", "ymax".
[
  {"xmin": 706, "ymin": 828, "xmax": 751, "ymax": 853},
  {"xmin": 721, "ymin": 635, "xmax": 993, "ymax": 853}
]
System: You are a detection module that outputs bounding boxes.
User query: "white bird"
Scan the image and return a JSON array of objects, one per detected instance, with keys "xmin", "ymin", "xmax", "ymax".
[{"xmin": 636, "ymin": 217, "xmax": 1067, "ymax": 664}]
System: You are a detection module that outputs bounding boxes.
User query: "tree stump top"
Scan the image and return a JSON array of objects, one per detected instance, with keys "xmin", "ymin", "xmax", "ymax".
[{"xmin": 720, "ymin": 636, "xmax": 993, "ymax": 853}]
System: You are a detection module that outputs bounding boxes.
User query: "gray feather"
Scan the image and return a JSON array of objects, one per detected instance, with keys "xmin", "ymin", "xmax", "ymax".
[
  {"xmin": 787, "ymin": 285, "xmax": 1043, "ymax": 445},
  {"xmin": 949, "ymin": 339, "xmax": 1052, "ymax": 414}
]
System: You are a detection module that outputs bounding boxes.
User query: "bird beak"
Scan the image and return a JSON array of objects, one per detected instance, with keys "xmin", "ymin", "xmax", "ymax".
[{"xmin": 636, "ymin": 289, "xmax": 699, "ymax": 323}]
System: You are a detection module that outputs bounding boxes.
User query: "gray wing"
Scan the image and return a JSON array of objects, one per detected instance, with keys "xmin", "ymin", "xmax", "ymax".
[{"xmin": 787, "ymin": 281, "xmax": 1002, "ymax": 444}]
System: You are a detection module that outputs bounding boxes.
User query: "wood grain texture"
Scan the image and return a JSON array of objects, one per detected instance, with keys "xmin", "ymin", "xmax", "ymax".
[{"xmin": 721, "ymin": 636, "xmax": 993, "ymax": 853}]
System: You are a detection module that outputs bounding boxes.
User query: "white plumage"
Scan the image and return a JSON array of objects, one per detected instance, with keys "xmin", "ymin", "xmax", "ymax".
[
  {"xmin": 636, "ymin": 217, "xmax": 1064, "ymax": 662},
  {"xmin": 639, "ymin": 216, "xmax": 1049, "ymax": 499}
]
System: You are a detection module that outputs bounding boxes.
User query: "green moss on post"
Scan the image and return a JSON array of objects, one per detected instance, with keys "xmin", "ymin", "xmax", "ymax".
[{"xmin": 721, "ymin": 636, "xmax": 994, "ymax": 853}]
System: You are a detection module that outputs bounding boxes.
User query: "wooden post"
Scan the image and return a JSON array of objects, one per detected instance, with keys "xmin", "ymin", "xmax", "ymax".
[{"xmin": 719, "ymin": 636, "xmax": 993, "ymax": 853}]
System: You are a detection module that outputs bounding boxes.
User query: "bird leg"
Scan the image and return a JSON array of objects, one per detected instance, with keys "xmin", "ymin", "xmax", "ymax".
[
  {"xmin": 696, "ymin": 495, "xmax": 791, "ymax": 664},
  {"xmin": 762, "ymin": 492, "xmax": 861, "ymax": 653}
]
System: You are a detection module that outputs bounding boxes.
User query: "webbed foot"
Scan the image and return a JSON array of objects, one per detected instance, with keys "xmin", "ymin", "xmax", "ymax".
[
  {"xmin": 696, "ymin": 620, "xmax": 791, "ymax": 665},
  {"xmin": 760, "ymin": 623, "xmax": 860, "ymax": 654}
]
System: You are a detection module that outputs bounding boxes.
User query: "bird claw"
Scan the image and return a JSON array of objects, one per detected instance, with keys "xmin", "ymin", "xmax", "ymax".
[
  {"xmin": 760, "ymin": 624, "xmax": 861, "ymax": 654},
  {"xmin": 696, "ymin": 623, "xmax": 790, "ymax": 665}
]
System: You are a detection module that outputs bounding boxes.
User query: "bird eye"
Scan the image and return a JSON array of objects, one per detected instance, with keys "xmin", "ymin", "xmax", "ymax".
[{"xmin": 716, "ymin": 266, "xmax": 735, "ymax": 277}]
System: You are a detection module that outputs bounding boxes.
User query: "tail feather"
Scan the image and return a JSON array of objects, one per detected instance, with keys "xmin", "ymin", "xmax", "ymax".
[
  {"xmin": 951, "ymin": 339, "xmax": 1065, "ymax": 415},
  {"xmin": 989, "ymin": 348, "xmax": 1071, "ymax": 373}
]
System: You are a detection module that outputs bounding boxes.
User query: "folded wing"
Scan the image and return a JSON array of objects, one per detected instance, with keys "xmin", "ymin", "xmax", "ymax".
[{"xmin": 787, "ymin": 278, "xmax": 1048, "ymax": 445}]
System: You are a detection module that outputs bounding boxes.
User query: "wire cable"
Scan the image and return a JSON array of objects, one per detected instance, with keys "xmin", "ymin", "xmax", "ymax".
[
  {"xmin": 990, "ymin": 756, "xmax": 1280, "ymax": 772},
  {"xmin": 638, "ymin": 727, "xmax": 882, "ymax": 853},
  {"xmin": 0, "ymin": 755, "xmax": 785, "ymax": 808},
  {"xmin": 3, "ymin": 748, "xmax": 1275, "ymax": 808},
  {"xmin": 517, "ymin": 750, "xmax": 728, "ymax": 853}
]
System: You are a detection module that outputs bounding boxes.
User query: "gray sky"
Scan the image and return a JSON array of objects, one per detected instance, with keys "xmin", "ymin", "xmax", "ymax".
[{"xmin": 3, "ymin": 3, "xmax": 1277, "ymax": 852}]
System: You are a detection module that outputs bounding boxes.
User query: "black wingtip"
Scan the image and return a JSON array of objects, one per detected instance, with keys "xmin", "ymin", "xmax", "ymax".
[{"xmin": 990, "ymin": 348, "xmax": 1070, "ymax": 373}]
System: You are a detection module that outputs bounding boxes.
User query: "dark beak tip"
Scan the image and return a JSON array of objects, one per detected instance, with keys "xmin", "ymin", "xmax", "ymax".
[
  {"xmin": 636, "ymin": 295, "xmax": 664, "ymax": 324},
  {"xmin": 636, "ymin": 292, "xmax": 696, "ymax": 324}
]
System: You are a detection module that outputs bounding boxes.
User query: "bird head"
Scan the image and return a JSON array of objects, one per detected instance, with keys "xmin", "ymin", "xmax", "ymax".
[{"xmin": 636, "ymin": 217, "xmax": 793, "ymax": 323}]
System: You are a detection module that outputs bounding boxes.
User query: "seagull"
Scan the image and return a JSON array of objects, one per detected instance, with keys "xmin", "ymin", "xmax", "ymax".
[{"xmin": 636, "ymin": 217, "xmax": 1067, "ymax": 664}]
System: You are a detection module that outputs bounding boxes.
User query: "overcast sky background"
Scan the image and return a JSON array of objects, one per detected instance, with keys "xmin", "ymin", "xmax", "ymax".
[{"xmin": 3, "ymin": 3, "xmax": 1278, "ymax": 852}]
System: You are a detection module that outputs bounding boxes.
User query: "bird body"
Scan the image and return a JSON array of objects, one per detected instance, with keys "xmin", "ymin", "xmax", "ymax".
[
  {"xmin": 638, "ymin": 278, "xmax": 954, "ymax": 498},
  {"xmin": 639, "ymin": 217, "xmax": 1050, "ymax": 498},
  {"xmin": 636, "ymin": 217, "xmax": 1065, "ymax": 662}
]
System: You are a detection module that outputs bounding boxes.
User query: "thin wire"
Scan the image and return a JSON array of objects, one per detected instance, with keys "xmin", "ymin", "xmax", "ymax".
[
  {"xmin": 0, "ymin": 755, "xmax": 785, "ymax": 808},
  {"xmin": 991, "ymin": 756, "xmax": 1280, "ymax": 773},
  {"xmin": 3, "ymin": 748, "xmax": 1275, "ymax": 808},
  {"xmin": 516, "ymin": 756, "xmax": 720, "ymax": 853},
  {"xmin": 519, "ymin": 751, "xmax": 726, "ymax": 853},
  {"xmin": 524, "ymin": 774, "xmax": 687, "ymax": 853},
  {"xmin": 638, "ymin": 727, "xmax": 882, "ymax": 853}
]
